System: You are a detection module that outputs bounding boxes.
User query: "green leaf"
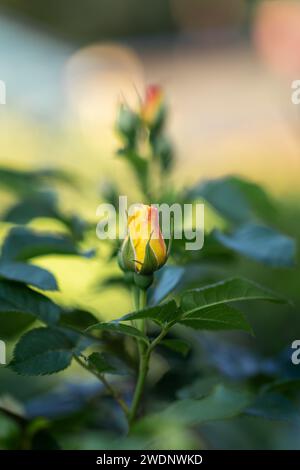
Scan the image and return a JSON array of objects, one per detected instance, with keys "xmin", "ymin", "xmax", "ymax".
[
  {"xmin": 59, "ymin": 309, "xmax": 99, "ymax": 331},
  {"xmin": 233, "ymin": 176, "xmax": 277, "ymax": 221},
  {"xmin": 162, "ymin": 385, "xmax": 252, "ymax": 425},
  {"xmin": 0, "ymin": 166, "xmax": 74, "ymax": 196},
  {"xmin": 179, "ymin": 277, "xmax": 286, "ymax": 332},
  {"xmin": 9, "ymin": 327, "xmax": 86, "ymax": 375},
  {"xmin": 3, "ymin": 194, "xmax": 88, "ymax": 242},
  {"xmin": 180, "ymin": 304, "xmax": 253, "ymax": 333},
  {"xmin": 121, "ymin": 300, "xmax": 180, "ymax": 327},
  {"xmin": 87, "ymin": 352, "xmax": 116, "ymax": 374},
  {"xmin": 0, "ymin": 281, "xmax": 61, "ymax": 325},
  {"xmin": 0, "ymin": 261, "xmax": 58, "ymax": 291},
  {"xmin": 86, "ymin": 322, "xmax": 149, "ymax": 344},
  {"xmin": 177, "ymin": 376, "xmax": 220, "ymax": 400},
  {"xmin": 3, "ymin": 191, "xmax": 61, "ymax": 224},
  {"xmin": 148, "ymin": 266, "xmax": 185, "ymax": 305},
  {"xmin": 134, "ymin": 384, "xmax": 252, "ymax": 430},
  {"xmin": 186, "ymin": 175, "xmax": 276, "ymax": 224},
  {"xmin": 264, "ymin": 379, "xmax": 300, "ymax": 396},
  {"xmin": 172, "ymin": 231, "xmax": 235, "ymax": 264},
  {"xmin": 246, "ymin": 393, "xmax": 297, "ymax": 422},
  {"xmin": 2, "ymin": 227, "xmax": 87, "ymax": 261},
  {"xmin": 214, "ymin": 223, "xmax": 296, "ymax": 267},
  {"xmin": 161, "ymin": 339, "xmax": 191, "ymax": 356},
  {"xmin": 180, "ymin": 277, "xmax": 285, "ymax": 316}
]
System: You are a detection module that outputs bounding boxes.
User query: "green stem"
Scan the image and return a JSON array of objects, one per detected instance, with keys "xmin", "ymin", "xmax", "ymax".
[
  {"xmin": 74, "ymin": 355, "xmax": 129, "ymax": 417},
  {"xmin": 128, "ymin": 347, "xmax": 150, "ymax": 426},
  {"xmin": 139, "ymin": 289, "xmax": 147, "ymax": 334},
  {"xmin": 128, "ymin": 324, "xmax": 169, "ymax": 426},
  {"xmin": 132, "ymin": 285, "xmax": 140, "ymax": 312},
  {"xmin": 128, "ymin": 287, "xmax": 148, "ymax": 426},
  {"xmin": 148, "ymin": 327, "xmax": 169, "ymax": 353}
]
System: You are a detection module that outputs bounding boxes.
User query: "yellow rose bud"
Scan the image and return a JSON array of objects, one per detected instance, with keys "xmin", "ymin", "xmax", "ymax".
[
  {"xmin": 119, "ymin": 204, "xmax": 168, "ymax": 276},
  {"xmin": 141, "ymin": 85, "xmax": 165, "ymax": 130}
]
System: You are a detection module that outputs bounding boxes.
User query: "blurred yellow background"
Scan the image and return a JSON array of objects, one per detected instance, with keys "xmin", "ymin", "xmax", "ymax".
[{"xmin": 0, "ymin": 0, "xmax": 299, "ymax": 320}]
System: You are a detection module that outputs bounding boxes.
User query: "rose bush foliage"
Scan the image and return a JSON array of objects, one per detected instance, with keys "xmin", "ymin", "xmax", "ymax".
[{"xmin": 0, "ymin": 87, "xmax": 297, "ymax": 449}]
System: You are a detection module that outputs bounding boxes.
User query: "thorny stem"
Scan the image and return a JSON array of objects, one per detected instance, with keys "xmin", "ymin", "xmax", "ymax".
[
  {"xmin": 76, "ymin": 286, "xmax": 170, "ymax": 428},
  {"xmin": 128, "ymin": 288, "xmax": 169, "ymax": 427},
  {"xmin": 74, "ymin": 355, "xmax": 129, "ymax": 417},
  {"xmin": 148, "ymin": 327, "xmax": 169, "ymax": 353},
  {"xmin": 131, "ymin": 284, "xmax": 143, "ymax": 358},
  {"xmin": 128, "ymin": 287, "xmax": 147, "ymax": 426},
  {"xmin": 128, "ymin": 344, "xmax": 149, "ymax": 426}
]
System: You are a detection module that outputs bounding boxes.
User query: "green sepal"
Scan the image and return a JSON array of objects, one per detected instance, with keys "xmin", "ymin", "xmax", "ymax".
[
  {"xmin": 139, "ymin": 238, "xmax": 159, "ymax": 275},
  {"xmin": 118, "ymin": 237, "xmax": 136, "ymax": 273}
]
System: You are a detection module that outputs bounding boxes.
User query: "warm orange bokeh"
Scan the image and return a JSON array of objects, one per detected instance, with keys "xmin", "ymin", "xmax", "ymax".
[{"xmin": 253, "ymin": 1, "xmax": 300, "ymax": 77}]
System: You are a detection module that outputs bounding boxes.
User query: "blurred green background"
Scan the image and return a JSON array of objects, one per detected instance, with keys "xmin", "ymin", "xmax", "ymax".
[{"xmin": 0, "ymin": 0, "xmax": 300, "ymax": 450}]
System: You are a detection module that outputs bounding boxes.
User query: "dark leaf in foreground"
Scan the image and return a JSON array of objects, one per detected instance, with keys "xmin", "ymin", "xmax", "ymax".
[
  {"xmin": 2, "ymin": 227, "xmax": 89, "ymax": 261},
  {"xmin": 0, "ymin": 281, "xmax": 61, "ymax": 325},
  {"xmin": 0, "ymin": 261, "xmax": 58, "ymax": 291},
  {"xmin": 86, "ymin": 322, "xmax": 149, "ymax": 344},
  {"xmin": 121, "ymin": 300, "xmax": 180, "ymax": 327},
  {"xmin": 9, "ymin": 327, "xmax": 88, "ymax": 375},
  {"xmin": 214, "ymin": 223, "xmax": 296, "ymax": 267}
]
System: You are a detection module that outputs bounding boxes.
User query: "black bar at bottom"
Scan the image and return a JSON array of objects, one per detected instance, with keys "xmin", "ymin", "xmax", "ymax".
[{"xmin": 0, "ymin": 450, "xmax": 298, "ymax": 466}]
